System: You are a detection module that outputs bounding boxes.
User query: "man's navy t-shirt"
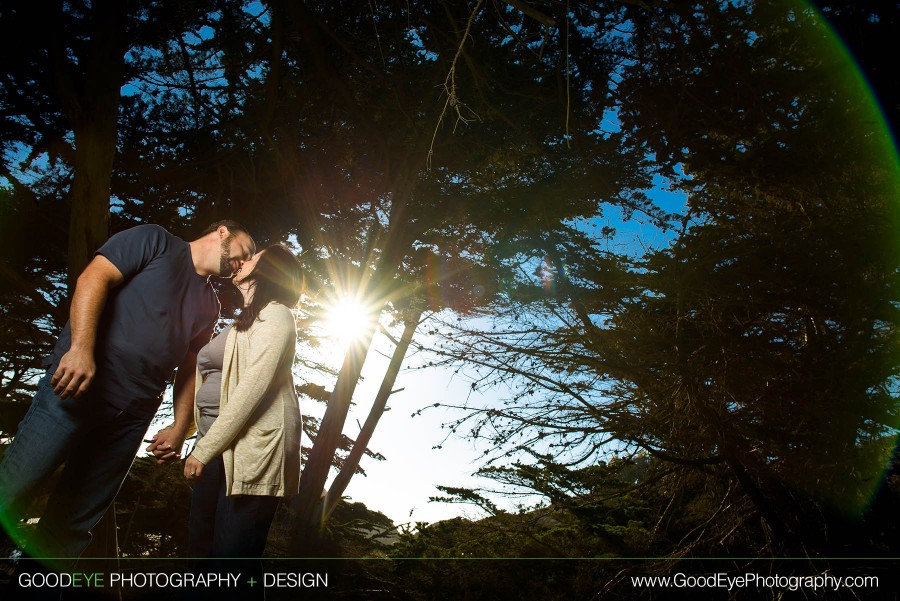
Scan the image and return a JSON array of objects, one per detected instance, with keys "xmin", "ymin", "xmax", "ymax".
[{"xmin": 48, "ymin": 225, "xmax": 220, "ymax": 419}]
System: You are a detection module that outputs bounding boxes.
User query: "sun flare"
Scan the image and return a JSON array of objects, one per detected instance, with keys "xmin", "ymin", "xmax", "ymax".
[{"xmin": 323, "ymin": 297, "xmax": 374, "ymax": 347}]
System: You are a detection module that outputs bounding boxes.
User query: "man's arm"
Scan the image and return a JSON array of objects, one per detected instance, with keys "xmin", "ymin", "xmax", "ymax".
[
  {"xmin": 51, "ymin": 255, "xmax": 124, "ymax": 399},
  {"xmin": 145, "ymin": 351, "xmax": 198, "ymax": 464}
]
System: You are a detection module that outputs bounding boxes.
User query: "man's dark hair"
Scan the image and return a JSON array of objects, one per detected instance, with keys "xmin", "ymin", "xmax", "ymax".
[
  {"xmin": 200, "ymin": 220, "xmax": 256, "ymax": 255},
  {"xmin": 200, "ymin": 220, "xmax": 252, "ymax": 239}
]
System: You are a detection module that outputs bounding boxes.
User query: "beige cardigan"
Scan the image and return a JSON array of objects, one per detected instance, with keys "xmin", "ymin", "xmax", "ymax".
[{"xmin": 191, "ymin": 302, "xmax": 302, "ymax": 497}]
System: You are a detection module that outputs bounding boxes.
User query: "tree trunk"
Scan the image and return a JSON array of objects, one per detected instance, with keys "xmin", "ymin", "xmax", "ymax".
[
  {"xmin": 288, "ymin": 320, "xmax": 378, "ymax": 554},
  {"xmin": 48, "ymin": 0, "xmax": 129, "ymax": 558},
  {"xmin": 321, "ymin": 313, "xmax": 422, "ymax": 522},
  {"xmin": 67, "ymin": 126, "xmax": 118, "ymax": 290},
  {"xmin": 48, "ymin": 0, "xmax": 128, "ymax": 291}
]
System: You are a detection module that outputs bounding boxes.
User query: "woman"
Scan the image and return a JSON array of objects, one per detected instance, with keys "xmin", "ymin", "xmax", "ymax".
[{"xmin": 184, "ymin": 244, "xmax": 303, "ymax": 557}]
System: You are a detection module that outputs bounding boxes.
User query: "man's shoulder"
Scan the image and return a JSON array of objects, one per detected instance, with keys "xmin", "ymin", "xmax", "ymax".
[
  {"xmin": 115, "ymin": 224, "xmax": 190, "ymax": 259},
  {"xmin": 98, "ymin": 224, "xmax": 186, "ymax": 278},
  {"xmin": 115, "ymin": 223, "xmax": 181, "ymax": 243}
]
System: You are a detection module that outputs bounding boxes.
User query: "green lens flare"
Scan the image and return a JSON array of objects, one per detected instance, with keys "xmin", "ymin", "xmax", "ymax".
[{"xmin": 800, "ymin": 0, "xmax": 900, "ymax": 517}]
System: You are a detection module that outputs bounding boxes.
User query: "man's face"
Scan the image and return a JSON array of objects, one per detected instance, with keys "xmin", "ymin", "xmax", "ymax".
[{"xmin": 218, "ymin": 231, "xmax": 256, "ymax": 277}]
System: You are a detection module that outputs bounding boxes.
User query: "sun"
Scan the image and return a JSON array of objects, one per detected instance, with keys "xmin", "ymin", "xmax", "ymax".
[{"xmin": 323, "ymin": 297, "xmax": 375, "ymax": 347}]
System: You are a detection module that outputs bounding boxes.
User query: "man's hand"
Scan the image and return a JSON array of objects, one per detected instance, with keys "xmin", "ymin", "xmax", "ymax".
[
  {"xmin": 184, "ymin": 455, "xmax": 205, "ymax": 482},
  {"xmin": 50, "ymin": 348, "xmax": 96, "ymax": 399},
  {"xmin": 145, "ymin": 424, "xmax": 187, "ymax": 464}
]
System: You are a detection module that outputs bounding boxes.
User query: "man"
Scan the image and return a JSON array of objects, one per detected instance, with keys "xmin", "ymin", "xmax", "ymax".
[{"xmin": 0, "ymin": 220, "xmax": 255, "ymax": 561}]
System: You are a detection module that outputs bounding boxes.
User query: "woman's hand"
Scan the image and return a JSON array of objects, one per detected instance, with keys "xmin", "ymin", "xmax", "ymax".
[{"xmin": 184, "ymin": 455, "xmax": 205, "ymax": 481}]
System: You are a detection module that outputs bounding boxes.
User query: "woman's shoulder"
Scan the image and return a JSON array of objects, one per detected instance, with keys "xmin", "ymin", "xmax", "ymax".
[
  {"xmin": 255, "ymin": 302, "xmax": 296, "ymax": 327},
  {"xmin": 259, "ymin": 301, "xmax": 294, "ymax": 316}
]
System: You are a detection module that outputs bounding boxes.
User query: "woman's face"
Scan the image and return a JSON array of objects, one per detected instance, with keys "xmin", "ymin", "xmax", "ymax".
[{"xmin": 233, "ymin": 250, "xmax": 264, "ymax": 285}]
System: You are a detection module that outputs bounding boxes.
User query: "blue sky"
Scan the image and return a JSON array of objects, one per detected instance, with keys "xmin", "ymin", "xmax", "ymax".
[{"xmin": 327, "ymin": 181, "xmax": 689, "ymax": 527}]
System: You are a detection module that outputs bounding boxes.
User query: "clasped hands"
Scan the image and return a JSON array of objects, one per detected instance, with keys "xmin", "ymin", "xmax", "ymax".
[
  {"xmin": 145, "ymin": 424, "xmax": 206, "ymax": 481},
  {"xmin": 144, "ymin": 424, "xmax": 185, "ymax": 464}
]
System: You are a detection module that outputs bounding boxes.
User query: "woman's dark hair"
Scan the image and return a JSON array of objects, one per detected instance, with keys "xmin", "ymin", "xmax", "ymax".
[{"xmin": 234, "ymin": 244, "xmax": 304, "ymax": 332}]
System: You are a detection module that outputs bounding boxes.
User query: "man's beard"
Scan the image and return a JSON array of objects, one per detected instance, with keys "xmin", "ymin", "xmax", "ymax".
[{"xmin": 219, "ymin": 234, "xmax": 236, "ymax": 277}]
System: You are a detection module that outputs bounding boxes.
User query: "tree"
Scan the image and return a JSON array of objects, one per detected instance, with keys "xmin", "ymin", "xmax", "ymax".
[
  {"xmin": 0, "ymin": 186, "xmax": 67, "ymax": 420},
  {"xmin": 0, "ymin": 0, "xmax": 223, "ymax": 290},
  {"xmin": 0, "ymin": 0, "xmax": 230, "ymax": 418},
  {"xmin": 425, "ymin": 0, "xmax": 899, "ymax": 562},
  {"xmin": 101, "ymin": 0, "xmax": 652, "ymax": 552}
]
